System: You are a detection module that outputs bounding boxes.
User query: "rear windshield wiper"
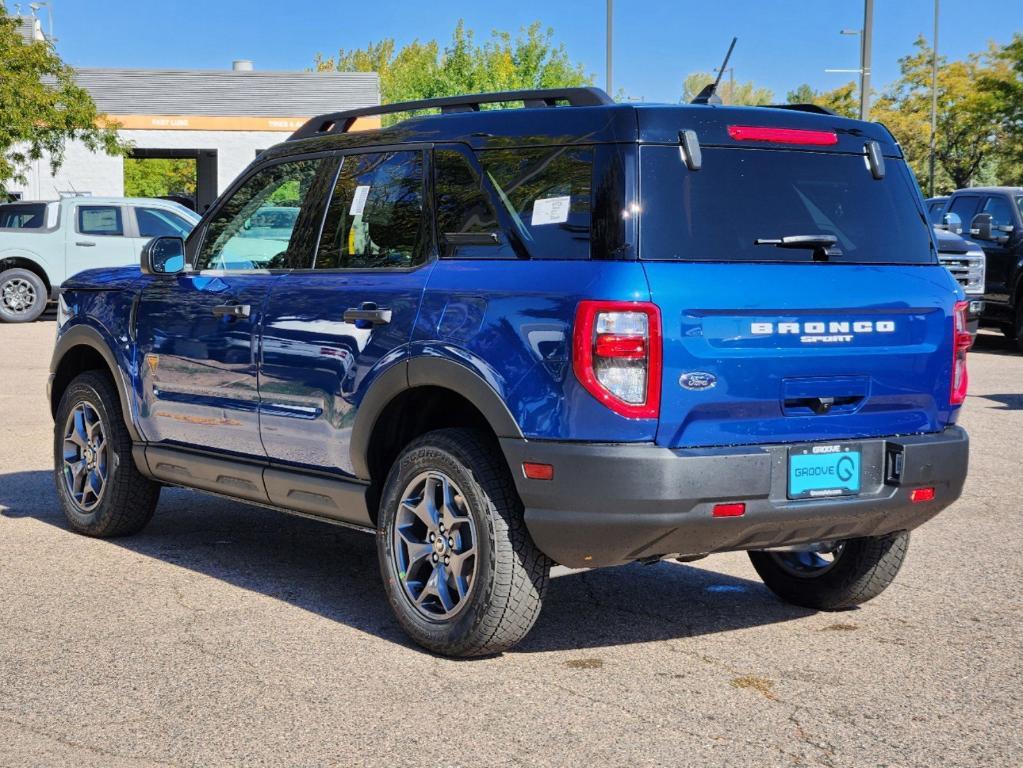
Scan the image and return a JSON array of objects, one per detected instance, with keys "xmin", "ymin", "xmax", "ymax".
[{"xmin": 754, "ymin": 234, "xmax": 842, "ymax": 262}]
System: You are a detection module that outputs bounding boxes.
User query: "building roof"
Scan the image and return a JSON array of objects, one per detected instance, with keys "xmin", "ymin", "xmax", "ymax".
[
  {"xmin": 73, "ymin": 68, "xmax": 380, "ymax": 118},
  {"xmin": 13, "ymin": 15, "xmax": 44, "ymax": 43}
]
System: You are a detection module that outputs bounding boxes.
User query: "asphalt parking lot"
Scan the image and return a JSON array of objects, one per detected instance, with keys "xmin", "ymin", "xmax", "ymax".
[{"xmin": 1, "ymin": 319, "xmax": 1020, "ymax": 768}]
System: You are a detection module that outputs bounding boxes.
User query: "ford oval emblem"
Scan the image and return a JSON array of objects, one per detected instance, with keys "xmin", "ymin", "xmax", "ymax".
[{"xmin": 679, "ymin": 372, "xmax": 717, "ymax": 391}]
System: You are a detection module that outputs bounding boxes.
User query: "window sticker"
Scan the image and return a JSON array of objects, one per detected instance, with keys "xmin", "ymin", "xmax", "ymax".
[
  {"xmin": 350, "ymin": 185, "xmax": 371, "ymax": 216},
  {"xmin": 530, "ymin": 196, "xmax": 571, "ymax": 226}
]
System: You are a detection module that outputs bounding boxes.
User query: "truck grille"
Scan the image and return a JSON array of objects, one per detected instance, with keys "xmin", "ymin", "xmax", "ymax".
[{"xmin": 939, "ymin": 252, "xmax": 984, "ymax": 295}]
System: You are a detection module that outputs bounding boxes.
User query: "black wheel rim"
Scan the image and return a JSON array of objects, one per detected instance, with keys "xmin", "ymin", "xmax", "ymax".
[
  {"xmin": 391, "ymin": 470, "xmax": 478, "ymax": 620},
  {"xmin": 61, "ymin": 401, "xmax": 109, "ymax": 512}
]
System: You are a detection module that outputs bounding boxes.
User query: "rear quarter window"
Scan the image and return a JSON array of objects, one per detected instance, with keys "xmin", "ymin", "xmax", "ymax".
[
  {"xmin": 639, "ymin": 145, "xmax": 934, "ymax": 264},
  {"xmin": 0, "ymin": 204, "xmax": 47, "ymax": 229}
]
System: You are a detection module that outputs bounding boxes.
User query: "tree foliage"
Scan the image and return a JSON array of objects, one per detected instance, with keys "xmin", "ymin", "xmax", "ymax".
[
  {"xmin": 315, "ymin": 21, "xmax": 593, "ymax": 125},
  {"xmin": 786, "ymin": 81, "xmax": 858, "ymax": 118},
  {"xmin": 0, "ymin": 8, "xmax": 125, "ymax": 194},
  {"xmin": 123, "ymin": 158, "xmax": 196, "ymax": 198},
  {"xmin": 871, "ymin": 36, "xmax": 1011, "ymax": 192},
  {"xmin": 681, "ymin": 72, "xmax": 773, "ymax": 106}
]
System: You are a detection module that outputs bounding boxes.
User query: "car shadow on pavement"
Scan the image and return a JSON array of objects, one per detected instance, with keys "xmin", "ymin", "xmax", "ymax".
[
  {"xmin": 970, "ymin": 331, "xmax": 1019, "ymax": 357},
  {"xmin": 1, "ymin": 469, "xmax": 815, "ymax": 654}
]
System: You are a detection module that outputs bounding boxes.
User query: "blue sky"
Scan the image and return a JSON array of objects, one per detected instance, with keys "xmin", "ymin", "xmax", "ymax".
[{"xmin": 39, "ymin": 0, "xmax": 1023, "ymax": 103}]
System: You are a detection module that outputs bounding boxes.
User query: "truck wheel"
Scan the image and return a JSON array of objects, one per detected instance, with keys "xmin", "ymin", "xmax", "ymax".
[
  {"xmin": 54, "ymin": 371, "xmax": 160, "ymax": 537},
  {"xmin": 377, "ymin": 428, "xmax": 551, "ymax": 656},
  {"xmin": 748, "ymin": 532, "xmax": 909, "ymax": 610},
  {"xmin": 0, "ymin": 268, "xmax": 47, "ymax": 323}
]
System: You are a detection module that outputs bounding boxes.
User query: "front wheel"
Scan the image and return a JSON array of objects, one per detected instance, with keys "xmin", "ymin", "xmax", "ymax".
[
  {"xmin": 748, "ymin": 532, "xmax": 909, "ymax": 610},
  {"xmin": 0, "ymin": 268, "xmax": 47, "ymax": 323},
  {"xmin": 377, "ymin": 429, "xmax": 551, "ymax": 657}
]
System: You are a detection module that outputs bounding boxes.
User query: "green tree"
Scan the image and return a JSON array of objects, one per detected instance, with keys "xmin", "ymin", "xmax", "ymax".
[
  {"xmin": 681, "ymin": 72, "xmax": 773, "ymax": 106},
  {"xmin": 983, "ymin": 33, "xmax": 1023, "ymax": 183},
  {"xmin": 871, "ymin": 37, "xmax": 1011, "ymax": 192},
  {"xmin": 123, "ymin": 158, "xmax": 196, "ymax": 198},
  {"xmin": 315, "ymin": 21, "xmax": 593, "ymax": 125},
  {"xmin": 786, "ymin": 81, "xmax": 858, "ymax": 118},
  {"xmin": 0, "ymin": 8, "xmax": 125, "ymax": 194}
]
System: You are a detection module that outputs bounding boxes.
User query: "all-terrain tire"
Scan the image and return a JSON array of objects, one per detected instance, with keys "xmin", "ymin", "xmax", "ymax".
[
  {"xmin": 54, "ymin": 371, "xmax": 160, "ymax": 537},
  {"xmin": 0, "ymin": 267, "xmax": 47, "ymax": 323},
  {"xmin": 377, "ymin": 428, "xmax": 551, "ymax": 657},
  {"xmin": 748, "ymin": 532, "xmax": 910, "ymax": 611}
]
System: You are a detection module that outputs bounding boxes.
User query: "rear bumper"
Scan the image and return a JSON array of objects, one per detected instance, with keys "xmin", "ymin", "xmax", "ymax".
[{"xmin": 500, "ymin": 427, "xmax": 969, "ymax": 568}]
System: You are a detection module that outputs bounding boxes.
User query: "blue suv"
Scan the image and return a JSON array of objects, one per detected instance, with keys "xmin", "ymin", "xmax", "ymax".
[{"xmin": 48, "ymin": 88, "xmax": 970, "ymax": 656}]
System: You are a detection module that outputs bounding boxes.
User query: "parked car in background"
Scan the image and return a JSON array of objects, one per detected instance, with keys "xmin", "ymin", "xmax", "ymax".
[
  {"xmin": 939, "ymin": 187, "xmax": 1023, "ymax": 349},
  {"xmin": 0, "ymin": 197, "xmax": 199, "ymax": 322},
  {"xmin": 925, "ymin": 196, "xmax": 949, "ymax": 225},
  {"xmin": 934, "ymin": 226, "xmax": 985, "ymax": 337}
]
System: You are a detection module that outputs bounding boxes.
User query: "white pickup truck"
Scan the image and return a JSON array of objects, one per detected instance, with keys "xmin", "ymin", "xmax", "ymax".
[{"xmin": 0, "ymin": 197, "xmax": 200, "ymax": 322}]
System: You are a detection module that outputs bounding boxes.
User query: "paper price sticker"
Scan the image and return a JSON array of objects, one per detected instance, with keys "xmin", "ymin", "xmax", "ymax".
[
  {"xmin": 350, "ymin": 185, "xmax": 371, "ymax": 216},
  {"xmin": 530, "ymin": 196, "xmax": 571, "ymax": 226}
]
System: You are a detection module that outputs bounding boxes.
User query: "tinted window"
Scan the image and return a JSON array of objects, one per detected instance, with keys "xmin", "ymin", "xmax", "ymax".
[
  {"xmin": 640, "ymin": 146, "xmax": 933, "ymax": 263},
  {"xmin": 982, "ymin": 196, "xmax": 1015, "ymax": 228},
  {"xmin": 196, "ymin": 158, "xmax": 321, "ymax": 271},
  {"xmin": 316, "ymin": 150, "xmax": 425, "ymax": 270},
  {"xmin": 136, "ymin": 207, "xmax": 193, "ymax": 238},
  {"xmin": 476, "ymin": 145, "xmax": 593, "ymax": 260},
  {"xmin": 927, "ymin": 200, "xmax": 947, "ymax": 225},
  {"xmin": 434, "ymin": 149, "xmax": 514, "ymax": 259},
  {"xmin": 947, "ymin": 196, "xmax": 981, "ymax": 228},
  {"xmin": 0, "ymin": 203, "xmax": 46, "ymax": 229},
  {"xmin": 78, "ymin": 206, "xmax": 123, "ymax": 236}
]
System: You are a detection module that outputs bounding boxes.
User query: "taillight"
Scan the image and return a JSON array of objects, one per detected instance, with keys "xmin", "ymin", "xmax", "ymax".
[
  {"xmin": 573, "ymin": 301, "xmax": 661, "ymax": 419},
  {"xmin": 951, "ymin": 300, "xmax": 970, "ymax": 405},
  {"xmin": 727, "ymin": 125, "xmax": 839, "ymax": 146}
]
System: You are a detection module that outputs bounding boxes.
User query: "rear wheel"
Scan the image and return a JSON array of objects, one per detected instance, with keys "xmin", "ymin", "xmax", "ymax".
[
  {"xmin": 377, "ymin": 428, "xmax": 550, "ymax": 656},
  {"xmin": 54, "ymin": 371, "xmax": 160, "ymax": 537},
  {"xmin": 0, "ymin": 268, "xmax": 47, "ymax": 323},
  {"xmin": 748, "ymin": 532, "xmax": 909, "ymax": 610}
]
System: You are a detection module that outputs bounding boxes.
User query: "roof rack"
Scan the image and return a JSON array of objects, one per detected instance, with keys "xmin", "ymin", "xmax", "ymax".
[
  {"xmin": 288, "ymin": 87, "xmax": 614, "ymax": 141},
  {"xmin": 762, "ymin": 103, "xmax": 838, "ymax": 116}
]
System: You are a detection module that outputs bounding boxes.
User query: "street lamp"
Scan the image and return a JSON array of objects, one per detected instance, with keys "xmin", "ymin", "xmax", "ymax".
[
  {"xmin": 826, "ymin": 1, "xmax": 873, "ymax": 120},
  {"xmin": 606, "ymin": 0, "xmax": 613, "ymax": 95}
]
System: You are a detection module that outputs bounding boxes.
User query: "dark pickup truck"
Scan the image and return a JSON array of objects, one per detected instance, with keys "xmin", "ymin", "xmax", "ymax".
[{"xmin": 937, "ymin": 187, "xmax": 1023, "ymax": 349}]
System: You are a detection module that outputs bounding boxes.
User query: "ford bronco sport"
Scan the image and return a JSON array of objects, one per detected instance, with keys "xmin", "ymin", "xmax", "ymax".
[{"xmin": 48, "ymin": 88, "xmax": 970, "ymax": 656}]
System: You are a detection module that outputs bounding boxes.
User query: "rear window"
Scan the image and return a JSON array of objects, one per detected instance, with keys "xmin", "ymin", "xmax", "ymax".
[
  {"xmin": 0, "ymin": 204, "xmax": 46, "ymax": 229},
  {"xmin": 640, "ymin": 146, "xmax": 934, "ymax": 264}
]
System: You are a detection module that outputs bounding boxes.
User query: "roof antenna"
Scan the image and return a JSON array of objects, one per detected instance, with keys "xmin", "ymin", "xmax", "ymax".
[{"xmin": 691, "ymin": 37, "xmax": 737, "ymax": 105}]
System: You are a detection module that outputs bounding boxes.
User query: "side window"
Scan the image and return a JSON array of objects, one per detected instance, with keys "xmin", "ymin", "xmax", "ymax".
[
  {"xmin": 982, "ymin": 196, "xmax": 1014, "ymax": 229},
  {"xmin": 136, "ymin": 207, "xmax": 193, "ymax": 238},
  {"xmin": 476, "ymin": 145, "xmax": 593, "ymax": 260},
  {"xmin": 196, "ymin": 158, "xmax": 322, "ymax": 271},
  {"xmin": 316, "ymin": 150, "xmax": 426, "ymax": 270},
  {"xmin": 77, "ymin": 206, "xmax": 123, "ymax": 236},
  {"xmin": 434, "ymin": 149, "xmax": 513, "ymax": 259},
  {"xmin": 947, "ymin": 196, "xmax": 980, "ymax": 228},
  {"xmin": 927, "ymin": 201, "xmax": 946, "ymax": 225}
]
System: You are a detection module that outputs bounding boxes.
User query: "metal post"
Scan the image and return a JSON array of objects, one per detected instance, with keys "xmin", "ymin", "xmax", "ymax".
[
  {"xmin": 929, "ymin": 0, "xmax": 939, "ymax": 197},
  {"xmin": 606, "ymin": 0, "xmax": 613, "ymax": 95},
  {"xmin": 859, "ymin": 0, "xmax": 874, "ymax": 120}
]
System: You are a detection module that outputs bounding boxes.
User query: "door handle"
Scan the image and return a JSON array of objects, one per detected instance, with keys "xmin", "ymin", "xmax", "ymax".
[
  {"xmin": 344, "ymin": 306, "xmax": 392, "ymax": 325},
  {"xmin": 211, "ymin": 303, "xmax": 251, "ymax": 319},
  {"xmin": 75, "ymin": 241, "xmax": 96, "ymax": 247}
]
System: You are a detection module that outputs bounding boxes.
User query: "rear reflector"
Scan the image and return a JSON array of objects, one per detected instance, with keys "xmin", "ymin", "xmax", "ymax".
[
  {"xmin": 522, "ymin": 462, "xmax": 554, "ymax": 481},
  {"xmin": 712, "ymin": 503, "xmax": 746, "ymax": 517},
  {"xmin": 910, "ymin": 487, "xmax": 935, "ymax": 503},
  {"xmin": 727, "ymin": 125, "xmax": 838, "ymax": 146}
]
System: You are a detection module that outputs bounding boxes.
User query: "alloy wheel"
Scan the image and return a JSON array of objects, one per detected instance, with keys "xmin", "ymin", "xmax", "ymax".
[
  {"xmin": 1, "ymin": 278, "xmax": 37, "ymax": 316},
  {"xmin": 391, "ymin": 470, "xmax": 478, "ymax": 620},
  {"xmin": 769, "ymin": 543, "xmax": 846, "ymax": 578},
  {"xmin": 61, "ymin": 402, "xmax": 108, "ymax": 512}
]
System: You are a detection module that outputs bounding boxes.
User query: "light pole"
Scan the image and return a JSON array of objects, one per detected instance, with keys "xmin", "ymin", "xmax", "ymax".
[
  {"xmin": 929, "ymin": 0, "xmax": 940, "ymax": 197},
  {"xmin": 860, "ymin": 0, "xmax": 874, "ymax": 120},
  {"xmin": 606, "ymin": 0, "xmax": 613, "ymax": 95}
]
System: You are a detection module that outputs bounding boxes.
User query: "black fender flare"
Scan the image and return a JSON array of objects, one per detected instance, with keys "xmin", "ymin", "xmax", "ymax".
[
  {"xmin": 349, "ymin": 357, "xmax": 524, "ymax": 480},
  {"xmin": 49, "ymin": 323, "xmax": 142, "ymax": 442}
]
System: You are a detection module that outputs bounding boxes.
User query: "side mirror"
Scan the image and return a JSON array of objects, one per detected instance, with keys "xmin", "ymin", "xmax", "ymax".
[
  {"xmin": 141, "ymin": 236, "xmax": 185, "ymax": 275},
  {"xmin": 970, "ymin": 212, "xmax": 993, "ymax": 241},
  {"xmin": 941, "ymin": 212, "xmax": 962, "ymax": 235}
]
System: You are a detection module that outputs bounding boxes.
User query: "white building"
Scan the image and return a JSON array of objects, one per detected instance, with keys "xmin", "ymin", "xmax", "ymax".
[{"xmin": 12, "ymin": 62, "xmax": 380, "ymax": 211}]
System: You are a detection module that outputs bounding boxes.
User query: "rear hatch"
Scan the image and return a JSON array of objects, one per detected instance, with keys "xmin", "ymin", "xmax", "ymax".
[{"xmin": 637, "ymin": 112, "xmax": 961, "ymax": 449}]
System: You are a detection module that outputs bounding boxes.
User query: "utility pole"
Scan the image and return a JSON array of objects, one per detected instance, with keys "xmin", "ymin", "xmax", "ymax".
[
  {"xmin": 606, "ymin": 0, "xmax": 613, "ymax": 96},
  {"xmin": 929, "ymin": 0, "xmax": 939, "ymax": 197},
  {"xmin": 859, "ymin": 0, "xmax": 874, "ymax": 120}
]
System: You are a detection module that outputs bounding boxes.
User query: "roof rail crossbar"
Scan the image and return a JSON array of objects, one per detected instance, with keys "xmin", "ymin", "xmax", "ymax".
[{"xmin": 289, "ymin": 87, "xmax": 614, "ymax": 141}]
